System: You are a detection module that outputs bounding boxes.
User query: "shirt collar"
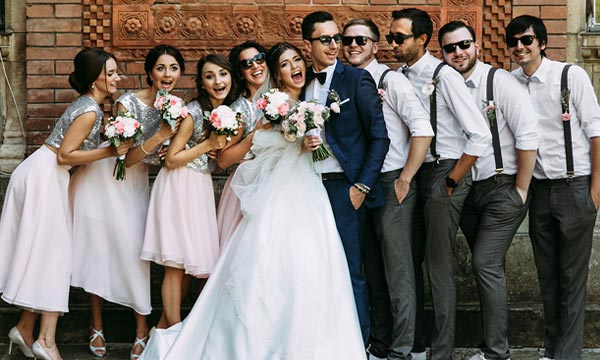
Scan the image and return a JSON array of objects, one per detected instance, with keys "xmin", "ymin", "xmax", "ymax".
[
  {"xmin": 464, "ymin": 60, "xmax": 485, "ymax": 89},
  {"xmin": 516, "ymin": 56, "xmax": 549, "ymax": 84},
  {"xmin": 408, "ymin": 51, "xmax": 435, "ymax": 79},
  {"xmin": 364, "ymin": 58, "xmax": 379, "ymax": 78}
]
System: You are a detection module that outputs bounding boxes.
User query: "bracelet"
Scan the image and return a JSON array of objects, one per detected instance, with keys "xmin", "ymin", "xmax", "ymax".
[
  {"xmin": 353, "ymin": 182, "xmax": 370, "ymax": 194},
  {"xmin": 140, "ymin": 142, "xmax": 150, "ymax": 155}
]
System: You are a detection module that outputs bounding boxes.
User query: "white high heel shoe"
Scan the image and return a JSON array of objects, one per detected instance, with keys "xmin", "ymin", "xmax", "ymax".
[
  {"xmin": 31, "ymin": 340, "xmax": 61, "ymax": 360},
  {"xmin": 8, "ymin": 326, "xmax": 34, "ymax": 358}
]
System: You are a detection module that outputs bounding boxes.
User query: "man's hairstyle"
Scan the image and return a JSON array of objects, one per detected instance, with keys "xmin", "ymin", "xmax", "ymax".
[
  {"xmin": 506, "ymin": 15, "xmax": 547, "ymax": 57},
  {"xmin": 391, "ymin": 8, "xmax": 433, "ymax": 48},
  {"xmin": 343, "ymin": 18, "xmax": 380, "ymax": 42},
  {"xmin": 302, "ymin": 11, "xmax": 335, "ymax": 40},
  {"xmin": 437, "ymin": 20, "xmax": 476, "ymax": 45}
]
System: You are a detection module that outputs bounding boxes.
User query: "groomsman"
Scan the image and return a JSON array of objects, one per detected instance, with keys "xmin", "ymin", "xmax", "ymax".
[
  {"xmin": 301, "ymin": 11, "xmax": 390, "ymax": 344},
  {"xmin": 387, "ymin": 8, "xmax": 491, "ymax": 360},
  {"xmin": 342, "ymin": 18, "xmax": 433, "ymax": 360},
  {"xmin": 506, "ymin": 15, "xmax": 600, "ymax": 360},
  {"xmin": 438, "ymin": 20, "xmax": 538, "ymax": 360}
]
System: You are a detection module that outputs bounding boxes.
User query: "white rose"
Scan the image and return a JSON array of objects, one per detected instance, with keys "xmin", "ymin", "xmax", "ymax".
[
  {"xmin": 421, "ymin": 82, "xmax": 435, "ymax": 96},
  {"xmin": 105, "ymin": 126, "xmax": 116, "ymax": 138}
]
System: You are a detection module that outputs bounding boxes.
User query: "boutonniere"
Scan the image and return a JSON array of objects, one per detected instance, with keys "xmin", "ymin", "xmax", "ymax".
[
  {"xmin": 482, "ymin": 100, "xmax": 496, "ymax": 127},
  {"xmin": 378, "ymin": 88, "xmax": 386, "ymax": 103},
  {"xmin": 327, "ymin": 90, "xmax": 349, "ymax": 113},
  {"xmin": 560, "ymin": 87, "xmax": 571, "ymax": 121},
  {"xmin": 421, "ymin": 77, "xmax": 439, "ymax": 97}
]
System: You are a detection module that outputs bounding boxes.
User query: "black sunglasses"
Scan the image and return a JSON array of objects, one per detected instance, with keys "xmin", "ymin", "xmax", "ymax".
[
  {"xmin": 442, "ymin": 39, "xmax": 474, "ymax": 53},
  {"xmin": 385, "ymin": 32, "xmax": 416, "ymax": 45},
  {"xmin": 507, "ymin": 35, "xmax": 536, "ymax": 48},
  {"xmin": 240, "ymin": 52, "xmax": 266, "ymax": 69},
  {"xmin": 308, "ymin": 33, "xmax": 343, "ymax": 46},
  {"xmin": 342, "ymin": 35, "xmax": 376, "ymax": 46}
]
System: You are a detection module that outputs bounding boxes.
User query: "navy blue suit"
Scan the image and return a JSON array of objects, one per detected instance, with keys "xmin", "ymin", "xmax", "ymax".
[{"xmin": 304, "ymin": 61, "xmax": 389, "ymax": 343}]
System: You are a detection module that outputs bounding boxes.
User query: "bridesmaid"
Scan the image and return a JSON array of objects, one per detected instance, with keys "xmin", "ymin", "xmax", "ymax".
[
  {"xmin": 0, "ymin": 48, "xmax": 128, "ymax": 360},
  {"xmin": 69, "ymin": 44, "xmax": 182, "ymax": 360},
  {"xmin": 141, "ymin": 54, "xmax": 236, "ymax": 328},
  {"xmin": 216, "ymin": 41, "xmax": 272, "ymax": 247}
]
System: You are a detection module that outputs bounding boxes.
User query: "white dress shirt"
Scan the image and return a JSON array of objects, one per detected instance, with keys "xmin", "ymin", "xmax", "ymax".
[
  {"xmin": 466, "ymin": 61, "xmax": 539, "ymax": 181},
  {"xmin": 306, "ymin": 60, "xmax": 344, "ymax": 174},
  {"xmin": 512, "ymin": 57, "xmax": 600, "ymax": 179},
  {"xmin": 364, "ymin": 59, "xmax": 433, "ymax": 172},
  {"xmin": 401, "ymin": 51, "xmax": 491, "ymax": 163}
]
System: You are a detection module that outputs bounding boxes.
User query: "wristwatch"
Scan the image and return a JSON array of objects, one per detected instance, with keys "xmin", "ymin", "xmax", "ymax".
[{"xmin": 445, "ymin": 176, "xmax": 458, "ymax": 188}]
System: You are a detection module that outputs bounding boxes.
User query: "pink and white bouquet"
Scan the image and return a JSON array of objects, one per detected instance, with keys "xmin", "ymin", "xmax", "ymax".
[
  {"xmin": 256, "ymin": 88, "xmax": 290, "ymax": 124},
  {"xmin": 105, "ymin": 111, "xmax": 143, "ymax": 180},
  {"xmin": 284, "ymin": 99, "xmax": 332, "ymax": 161},
  {"xmin": 154, "ymin": 89, "xmax": 189, "ymax": 147},
  {"xmin": 204, "ymin": 105, "xmax": 243, "ymax": 141}
]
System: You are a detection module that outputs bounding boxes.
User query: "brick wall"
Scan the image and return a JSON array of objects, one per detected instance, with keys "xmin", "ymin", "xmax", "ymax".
[{"xmin": 25, "ymin": 0, "xmax": 83, "ymax": 155}]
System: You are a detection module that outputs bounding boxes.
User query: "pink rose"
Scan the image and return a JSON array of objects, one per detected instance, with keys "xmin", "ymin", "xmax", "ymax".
[
  {"xmin": 278, "ymin": 103, "xmax": 289, "ymax": 116},
  {"xmin": 256, "ymin": 97, "xmax": 267, "ymax": 110},
  {"xmin": 180, "ymin": 106, "xmax": 189, "ymax": 118},
  {"xmin": 169, "ymin": 97, "xmax": 178, "ymax": 106},
  {"xmin": 562, "ymin": 113, "xmax": 572, "ymax": 122}
]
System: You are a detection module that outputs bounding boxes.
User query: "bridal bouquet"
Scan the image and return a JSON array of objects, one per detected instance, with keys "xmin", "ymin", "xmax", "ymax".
[
  {"xmin": 205, "ymin": 105, "xmax": 243, "ymax": 141},
  {"xmin": 154, "ymin": 89, "xmax": 189, "ymax": 147},
  {"xmin": 256, "ymin": 88, "xmax": 290, "ymax": 124},
  {"xmin": 285, "ymin": 99, "xmax": 332, "ymax": 161},
  {"xmin": 105, "ymin": 111, "xmax": 143, "ymax": 180}
]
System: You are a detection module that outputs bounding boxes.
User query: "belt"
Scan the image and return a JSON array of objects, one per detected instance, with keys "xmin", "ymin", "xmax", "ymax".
[
  {"xmin": 321, "ymin": 172, "xmax": 346, "ymax": 181},
  {"xmin": 535, "ymin": 175, "xmax": 590, "ymax": 186},
  {"xmin": 473, "ymin": 173, "xmax": 515, "ymax": 187}
]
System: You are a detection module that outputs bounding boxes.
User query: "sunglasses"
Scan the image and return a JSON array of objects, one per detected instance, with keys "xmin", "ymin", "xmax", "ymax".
[
  {"xmin": 240, "ymin": 52, "xmax": 266, "ymax": 69},
  {"xmin": 507, "ymin": 35, "xmax": 536, "ymax": 48},
  {"xmin": 442, "ymin": 39, "xmax": 474, "ymax": 53},
  {"xmin": 308, "ymin": 33, "xmax": 343, "ymax": 46},
  {"xmin": 385, "ymin": 32, "xmax": 416, "ymax": 45},
  {"xmin": 342, "ymin": 35, "xmax": 376, "ymax": 46}
]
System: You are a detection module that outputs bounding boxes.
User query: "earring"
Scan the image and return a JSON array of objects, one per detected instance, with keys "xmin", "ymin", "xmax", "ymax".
[{"xmin": 91, "ymin": 84, "xmax": 95, "ymax": 89}]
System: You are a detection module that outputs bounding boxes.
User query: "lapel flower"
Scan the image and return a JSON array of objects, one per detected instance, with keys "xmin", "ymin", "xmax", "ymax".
[
  {"xmin": 560, "ymin": 87, "xmax": 571, "ymax": 122},
  {"xmin": 482, "ymin": 100, "xmax": 496, "ymax": 127},
  {"xmin": 327, "ymin": 89, "xmax": 349, "ymax": 114},
  {"xmin": 421, "ymin": 79, "xmax": 437, "ymax": 96}
]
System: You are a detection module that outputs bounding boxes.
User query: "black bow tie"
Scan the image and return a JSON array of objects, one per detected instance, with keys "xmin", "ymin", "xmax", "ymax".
[{"xmin": 307, "ymin": 68, "xmax": 327, "ymax": 85}]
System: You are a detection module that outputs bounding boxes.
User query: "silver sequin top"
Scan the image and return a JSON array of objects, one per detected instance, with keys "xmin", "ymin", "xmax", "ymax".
[
  {"xmin": 45, "ymin": 96, "xmax": 102, "ymax": 150},
  {"xmin": 117, "ymin": 92, "xmax": 162, "ymax": 166},
  {"xmin": 231, "ymin": 95, "xmax": 262, "ymax": 160},
  {"xmin": 184, "ymin": 101, "xmax": 213, "ymax": 173}
]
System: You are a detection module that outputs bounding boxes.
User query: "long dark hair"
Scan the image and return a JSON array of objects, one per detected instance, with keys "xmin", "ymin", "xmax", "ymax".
[
  {"xmin": 195, "ymin": 54, "xmax": 238, "ymax": 112},
  {"xmin": 144, "ymin": 45, "xmax": 186, "ymax": 87},
  {"xmin": 228, "ymin": 41, "xmax": 268, "ymax": 99},
  {"xmin": 69, "ymin": 48, "xmax": 116, "ymax": 94},
  {"xmin": 267, "ymin": 42, "xmax": 304, "ymax": 90}
]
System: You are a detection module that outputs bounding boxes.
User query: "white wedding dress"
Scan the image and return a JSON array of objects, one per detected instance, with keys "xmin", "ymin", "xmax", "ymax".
[{"xmin": 141, "ymin": 129, "xmax": 365, "ymax": 360}]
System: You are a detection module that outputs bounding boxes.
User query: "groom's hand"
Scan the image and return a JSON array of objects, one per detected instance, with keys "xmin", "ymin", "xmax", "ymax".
[{"xmin": 349, "ymin": 186, "xmax": 366, "ymax": 210}]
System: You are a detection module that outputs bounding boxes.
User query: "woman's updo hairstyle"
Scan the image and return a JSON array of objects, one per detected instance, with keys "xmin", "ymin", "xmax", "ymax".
[
  {"xmin": 68, "ymin": 48, "xmax": 115, "ymax": 94},
  {"xmin": 144, "ymin": 45, "xmax": 185, "ymax": 87}
]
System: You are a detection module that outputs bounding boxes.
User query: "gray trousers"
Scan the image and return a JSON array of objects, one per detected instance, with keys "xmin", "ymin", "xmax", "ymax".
[
  {"xmin": 529, "ymin": 176, "xmax": 597, "ymax": 360},
  {"xmin": 369, "ymin": 169, "xmax": 417, "ymax": 359},
  {"xmin": 460, "ymin": 174, "xmax": 529, "ymax": 360},
  {"xmin": 412, "ymin": 159, "xmax": 471, "ymax": 360}
]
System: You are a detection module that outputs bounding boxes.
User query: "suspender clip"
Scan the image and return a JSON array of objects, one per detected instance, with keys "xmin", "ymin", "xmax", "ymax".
[{"xmin": 495, "ymin": 168, "xmax": 504, "ymax": 174}]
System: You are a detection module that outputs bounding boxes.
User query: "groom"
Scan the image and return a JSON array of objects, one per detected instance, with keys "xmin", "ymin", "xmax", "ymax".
[{"xmin": 301, "ymin": 11, "xmax": 389, "ymax": 344}]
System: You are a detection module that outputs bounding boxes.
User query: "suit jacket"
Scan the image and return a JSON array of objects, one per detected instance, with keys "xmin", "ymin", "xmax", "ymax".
[{"xmin": 304, "ymin": 61, "xmax": 390, "ymax": 208}]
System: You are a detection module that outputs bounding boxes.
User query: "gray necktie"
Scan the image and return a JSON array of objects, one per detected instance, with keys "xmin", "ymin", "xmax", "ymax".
[{"xmin": 465, "ymin": 80, "xmax": 476, "ymax": 88}]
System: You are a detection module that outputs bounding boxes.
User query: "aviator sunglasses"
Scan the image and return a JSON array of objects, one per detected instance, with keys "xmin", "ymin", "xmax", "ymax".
[
  {"xmin": 385, "ymin": 32, "xmax": 416, "ymax": 45},
  {"xmin": 342, "ymin": 35, "xmax": 376, "ymax": 46},
  {"xmin": 240, "ymin": 52, "xmax": 266, "ymax": 69},
  {"xmin": 442, "ymin": 39, "xmax": 474, "ymax": 53},
  {"xmin": 507, "ymin": 35, "xmax": 536, "ymax": 48},
  {"xmin": 308, "ymin": 33, "xmax": 343, "ymax": 46}
]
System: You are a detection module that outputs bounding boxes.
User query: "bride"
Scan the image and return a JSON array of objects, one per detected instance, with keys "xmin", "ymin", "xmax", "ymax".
[{"xmin": 140, "ymin": 42, "xmax": 365, "ymax": 360}]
